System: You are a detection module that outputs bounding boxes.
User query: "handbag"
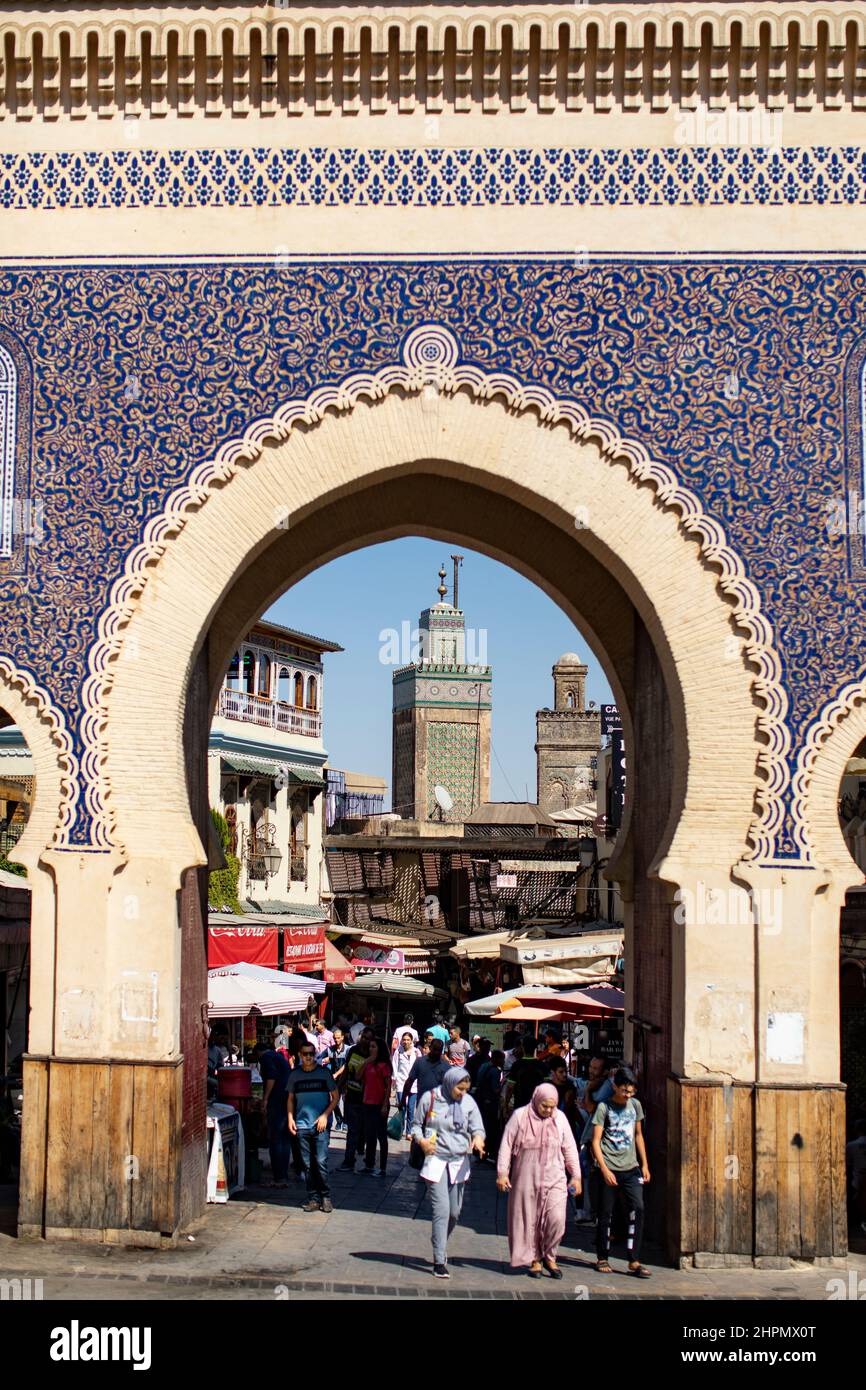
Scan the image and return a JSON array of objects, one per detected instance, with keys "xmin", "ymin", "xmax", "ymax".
[
  {"xmin": 387, "ymin": 1109, "xmax": 403, "ymax": 1141},
  {"xmin": 409, "ymin": 1094, "xmax": 436, "ymax": 1170}
]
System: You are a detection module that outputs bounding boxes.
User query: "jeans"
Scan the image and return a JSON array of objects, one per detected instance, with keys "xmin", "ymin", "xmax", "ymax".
[
  {"xmin": 595, "ymin": 1166, "xmax": 645, "ymax": 1263},
  {"xmin": 402, "ymin": 1093, "xmax": 417, "ymax": 1136},
  {"xmin": 267, "ymin": 1105, "xmax": 291, "ymax": 1182},
  {"xmin": 297, "ymin": 1127, "xmax": 331, "ymax": 1201},
  {"xmin": 363, "ymin": 1104, "xmax": 388, "ymax": 1170},
  {"xmin": 344, "ymin": 1102, "xmax": 367, "ymax": 1165},
  {"xmin": 427, "ymin": 1171, "xmax": 467, "ymax": 1264}
]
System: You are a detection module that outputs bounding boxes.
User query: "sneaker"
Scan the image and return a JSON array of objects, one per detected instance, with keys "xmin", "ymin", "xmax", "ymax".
[
  {"xmin": 432, "ymin": 1263, "xmax": 450, "ymax": 1280},
  {"xmin": 371, "ymin": 1169, "xmax": 384, "ymax": 1179},
  {"xmin": 361, "ymin": 1166, "xmax": 375, "ymax": 1176},
  {"xmin": 321, "ymin": 1198, "xmax": 334, "ymax": 1214},
  {"xmin": 301, "ymin": 1199, "xmax": 322, "ymax": 1213},
  {"xmin": 337, "ymin": 1161, "xmax": 354, "ymax": 1171}
]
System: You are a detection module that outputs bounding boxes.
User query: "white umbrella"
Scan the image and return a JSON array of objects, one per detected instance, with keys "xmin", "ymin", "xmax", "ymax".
[
  {"xmin": 208, "ymin": 960, "xmax": 326, "ymax": 994},
  {"xmin": 207, "ymin": 966, "xmax": 312, "ymax": 1019}
]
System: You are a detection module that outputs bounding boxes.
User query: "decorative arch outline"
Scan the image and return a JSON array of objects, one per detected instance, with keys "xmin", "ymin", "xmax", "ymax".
[
  {"xmin": 79, "ymin": 324, "xmax": 790, "ymax": 863},
  {"xmin": 0, "ymin": 653, "xmax": 80, "ymax": 859},
  {"xmin": 792, "ymin": 675, "xmax": 866, "ymax": 877}
]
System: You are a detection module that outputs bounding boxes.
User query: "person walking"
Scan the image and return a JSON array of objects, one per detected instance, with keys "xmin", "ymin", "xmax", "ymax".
[
  {"xmin": 286, "ymin": 1040, "xmax": 339, "ymax": 1212},
  {"xmin": 258, "ymin": 1029, "xmax": 292, "ymax": 1188},
  {"xmin": 390, "ymin": 1013, "xmax": 418, "ymax": 1055},
  {"xmin": 466, "ymin": 1036, "xmax": 492, "ymax": 1087},
  {"xmin": 548, "ymin": 1058, "xmax": 579, "ymax": 1136},
  {"xmin": 339, "ymin": 1026, "xmax": 373, "ymax": 1170},
  {"xmin": 411, "ymin": 1066, "xmax": 486, "ymax": 1279},
  {"xmin": 402, "ymin": 1036, "xmax": 448, "ymax": 1111},
  {"xmin": 391, "ymin": 1030, "xmax": 422, "ymax": 1136},
  {"xmin": 590, "ymin": 1066, "xmax": 651, "ymax": 1278},
  {"xmin": 475, "ymin": 1048, "xmax": 505, "ymax": 1159},
  {"xmin": 446, "ymin": 1024, "xmax": 470, "ymax": 1068},
  {"xmin": 324, "ymin": 1026, "xmax": 349, "ymax": 1130},
  {"xmin": 359, "ymin": 1037, "xmax": 393, "ymax": 1176},
  {"xmin": 497, "ymin": 1082, "xmax": 582, "ymax": 1279}
]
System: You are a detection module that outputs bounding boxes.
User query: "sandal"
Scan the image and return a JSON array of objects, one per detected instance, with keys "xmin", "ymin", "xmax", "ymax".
[
  {"xmin": 544, "ymin": 1261, "xmax": 564, "ymax": 1280},
  {"xmin": 628, "ymin": 1263, "xmax": 652, "ymax": 1278},
  {"xmin": 528, "ymin": 1263, "xmax": 544, "ymax": 1279},
  {"xmin": 595, "ymin": 1260, "xmax": 613, "ymax": 1273}
]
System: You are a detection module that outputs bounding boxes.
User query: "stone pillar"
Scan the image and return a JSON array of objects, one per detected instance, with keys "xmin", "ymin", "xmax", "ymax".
[
  {"xmin": 665, "ymin": 867, "xmax": 847, "ymax": 1266},
  {"xmin": 18, "ymin": 852, "xmax": 186, "ymax": 1245},
  {"xmin": 18, "ymin": 644, "xmax": 211, "ymax": 1246}
]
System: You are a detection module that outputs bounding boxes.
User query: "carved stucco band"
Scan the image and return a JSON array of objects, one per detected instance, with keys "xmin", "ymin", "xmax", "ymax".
[
  {"xmin": 0, "ymin": 654, "xmax": 80, "ymax": 847},
  {"xmin": 792, "ymin": 678, "xmax": 866, "ymax": 864},
  {"xmin": 78, "ymin": 323, "xmax": 790, "ymax": 862},
  {"xmin": 3, "ymin": 5, "xmax": 864, "ymax": 125}
]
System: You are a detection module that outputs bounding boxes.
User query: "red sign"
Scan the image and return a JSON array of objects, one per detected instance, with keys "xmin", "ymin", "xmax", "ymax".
[
  {"xmin": 324, "ymin": 938, "xmax": 356, "ymax": 984},
  {"xmin": 208, "ymin": 926, "xmax": 278, "ymax": 969},
  {"xmin": 283, "ymin": 924, "xmax": 326, "ymax": 973}
]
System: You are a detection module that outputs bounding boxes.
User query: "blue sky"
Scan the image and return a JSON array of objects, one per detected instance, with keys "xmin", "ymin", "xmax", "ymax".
[{"xmin": 267, "ymin": 538, "xmax": 613, "ymax": 806}]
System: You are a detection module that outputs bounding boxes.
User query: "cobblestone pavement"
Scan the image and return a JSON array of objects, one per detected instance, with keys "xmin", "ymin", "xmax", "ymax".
[{"xmin": 1, "ymin": 1132, "xmax": 864, "ymax": 1301}]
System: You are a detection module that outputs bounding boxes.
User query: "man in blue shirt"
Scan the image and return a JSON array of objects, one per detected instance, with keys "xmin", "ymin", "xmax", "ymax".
[{"xmin": 286, "ymin": 1041, "xmax": 339, "ymax": 1212}]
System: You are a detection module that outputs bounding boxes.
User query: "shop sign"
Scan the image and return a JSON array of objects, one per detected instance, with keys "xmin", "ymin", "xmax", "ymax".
[
  {"xmin": 351, "ymin": 944, "xmax": 405, "ymax": 971},
  {"xmin": 208, "ymin": 926, "xmax": 278, "ymax": 969},
  {"xmin": 283, "ymin": 923, "xmax": 326, "ymax": 973}
]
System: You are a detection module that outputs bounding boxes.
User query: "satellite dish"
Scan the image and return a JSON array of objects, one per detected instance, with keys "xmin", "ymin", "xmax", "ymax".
[{"xmin": 434, "ymin": 785, "xmax": 454, "ymax": 816}]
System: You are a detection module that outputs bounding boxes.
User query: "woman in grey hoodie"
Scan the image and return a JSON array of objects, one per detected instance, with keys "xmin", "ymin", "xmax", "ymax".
[{"xmin": 411, "ymin": 1065, "xmax": 486, "ymax": 1279}]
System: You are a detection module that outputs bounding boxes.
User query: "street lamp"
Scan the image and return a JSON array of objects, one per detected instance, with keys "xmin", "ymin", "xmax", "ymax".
[{"xmin": 246, "ymin": 820, "xmax": 283, "ymax": 882}]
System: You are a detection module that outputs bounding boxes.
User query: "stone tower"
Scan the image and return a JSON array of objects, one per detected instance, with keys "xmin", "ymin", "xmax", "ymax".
[
  {"xmin": 392, "ymin": 564, "xmax": 492, "ymax": 823},
  {"xmin": 535, "ymin": 653, "xmax": 601, "ymax": 814}
]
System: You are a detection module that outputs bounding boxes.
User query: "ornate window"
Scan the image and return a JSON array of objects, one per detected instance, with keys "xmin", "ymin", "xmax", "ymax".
[
  {"xmin": 306, "ymin": 675, "xmax": 317, "ymax": 710},
  {"xmin": 294, "ymin": 671, "xmax": 304, "ymax": 707},
  {"xmin": 277, "ymin": 665, "xmax": 292, "ymax": 702},
  {"xmin": 0, "ymin": 344, "xmax": 17, "ymax": 558}
]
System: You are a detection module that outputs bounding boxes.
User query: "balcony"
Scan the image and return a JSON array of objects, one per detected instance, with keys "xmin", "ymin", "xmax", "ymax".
[{"xmin": 218, "ymin": 688, "xmax": 321, "ymax": 739}]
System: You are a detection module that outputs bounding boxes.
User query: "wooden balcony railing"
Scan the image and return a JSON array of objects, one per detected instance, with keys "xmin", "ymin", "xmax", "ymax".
[{"xmin": 218, "ymin": 688, "xmax": 321, "ymax": 738}]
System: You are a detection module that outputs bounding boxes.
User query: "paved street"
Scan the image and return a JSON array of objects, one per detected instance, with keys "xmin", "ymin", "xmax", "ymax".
[{"xmin": 1, "ymin": 1131, "xmax": 864, "ymax": 1301}]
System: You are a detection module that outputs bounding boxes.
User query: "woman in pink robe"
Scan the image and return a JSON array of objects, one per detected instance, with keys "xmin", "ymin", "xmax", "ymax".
[{"xmin": 497, "ymin": 1082, "xmax": 582, "ymax": 1278}]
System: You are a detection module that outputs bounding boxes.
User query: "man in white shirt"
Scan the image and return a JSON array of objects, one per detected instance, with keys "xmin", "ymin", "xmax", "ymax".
[
  {"xmin": 391, "ymin": 1014, "xmax": 419, "ymax": 1054},
  {"xmin": 350, "ymin": 1012, "xmax": 374, "ymax": 1044}
]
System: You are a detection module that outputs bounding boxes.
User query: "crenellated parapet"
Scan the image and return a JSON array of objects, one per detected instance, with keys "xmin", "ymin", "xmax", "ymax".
[{"xmin": 2, "ymin": 3, "xmax": 866, "ymax": 124}]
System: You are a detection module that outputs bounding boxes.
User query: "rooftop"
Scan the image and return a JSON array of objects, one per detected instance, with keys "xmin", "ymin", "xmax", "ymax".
[
  {"xmin": 250, "ymin": 618, "xmax": 343, "ymax": 654},
  {"xmin": 464, "ymin": 801, "xmax": 559, "ymax": 828}
]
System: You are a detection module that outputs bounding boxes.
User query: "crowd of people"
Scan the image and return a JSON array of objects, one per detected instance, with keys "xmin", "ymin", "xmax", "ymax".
[{"xmin": 241, "ymin": 1009, "xmax": 652, "ymax": 1282}]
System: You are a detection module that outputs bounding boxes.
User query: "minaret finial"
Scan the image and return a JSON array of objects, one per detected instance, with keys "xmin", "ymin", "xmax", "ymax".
[{"xmin": 437, "ymin": 564, "xmax": 447, "ymax": 600}]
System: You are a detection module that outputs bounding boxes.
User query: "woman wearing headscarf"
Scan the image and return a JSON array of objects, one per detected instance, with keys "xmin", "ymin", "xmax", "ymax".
[
  {"xmin": 496, "ymin": 1082, "xmax": 582, "ymax": 1278},
  {"xmin": 411, "ymin": 1066, "xmax": 486, "ymax": 1279}
]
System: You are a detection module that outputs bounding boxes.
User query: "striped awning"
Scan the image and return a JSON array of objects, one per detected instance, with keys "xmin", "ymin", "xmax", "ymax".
[{"xmin": 221, "ymin": 754, "xmax": 324, "ymax": 786}]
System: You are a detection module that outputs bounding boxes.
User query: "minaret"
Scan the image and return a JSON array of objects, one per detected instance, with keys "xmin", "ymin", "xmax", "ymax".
[
  {"xmin": 391, "ymin": 562, "xmax": 492, "ymax": 823},
  {"xmin": 535, "ymin": 652, "xmax": 601, "ymax": 814}
]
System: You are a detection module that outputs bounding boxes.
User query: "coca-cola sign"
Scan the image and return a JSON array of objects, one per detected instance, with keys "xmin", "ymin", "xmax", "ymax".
[{"xmin": 284, "ymin": 924, "xmax": 326, "ymax": 974}]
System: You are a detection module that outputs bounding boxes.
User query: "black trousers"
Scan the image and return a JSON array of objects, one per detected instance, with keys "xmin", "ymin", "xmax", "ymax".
[
  {"xmin": 595, "ymin": 1166, "xmax": 645, "ymax": 1263},
  {"xmin": 363, "ymin": 1104, "xmax": 388, "ymax": 1170},
  {"xmin": 344, "ymin": 1102, "xmax": 367, "ymax": 1164}
]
